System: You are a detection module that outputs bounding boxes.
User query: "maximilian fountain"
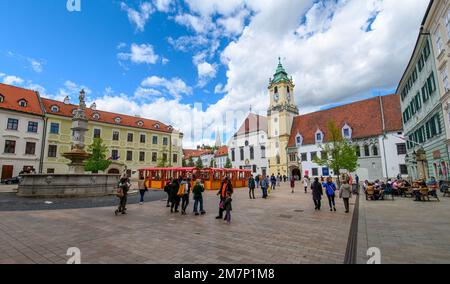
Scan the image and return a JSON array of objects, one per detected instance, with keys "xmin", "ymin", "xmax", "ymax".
[{"xmin": 18, "ymin": 90, "xmax": 120, "ymax": 197}]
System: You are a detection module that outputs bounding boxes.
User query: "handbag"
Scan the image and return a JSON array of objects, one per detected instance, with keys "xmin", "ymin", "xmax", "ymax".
[
  {"xmin": 219, "ymin": 200, "xmax": 224, "ymax": 209},
  {"xmin": 116, "ymin": 188, "xmax": 124, "ymax": 198}
]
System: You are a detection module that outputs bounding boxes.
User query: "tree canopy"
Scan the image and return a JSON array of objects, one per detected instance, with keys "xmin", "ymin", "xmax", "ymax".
[{"xmin": 84, "ymin": 138, "xmax": 112, "ymax": 173}]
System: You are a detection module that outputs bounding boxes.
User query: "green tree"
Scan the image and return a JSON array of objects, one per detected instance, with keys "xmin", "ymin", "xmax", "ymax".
[
  {"xmin": 85, "ymin": 138, "xmax": 112, "ymax": 173},
  {"xmin": 195, "ymin": 157, "xmax": 204, "ymax": 169},
  {"xmin": 224, "ymin": 157, "xmax": 233, "ymax": 169},
  {"xmin": 313, "ymin": 121, "xmax": 358, "ymax": 186},
  {"xmin": 182, "ymin": 159, "xmax": 187, "ymax": 167},
  {"xmin": 187, "ymin": 156, "xmax": 195, "ymax": 167},
  {"xmin": 157, "ymin": 155, "xmax": 169, "ymax": 168}
]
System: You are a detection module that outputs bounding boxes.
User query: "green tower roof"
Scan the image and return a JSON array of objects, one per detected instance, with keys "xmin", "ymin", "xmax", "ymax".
[{"xmin": 271, "ymin": 57, "xmax": 290, "ymax": 84}]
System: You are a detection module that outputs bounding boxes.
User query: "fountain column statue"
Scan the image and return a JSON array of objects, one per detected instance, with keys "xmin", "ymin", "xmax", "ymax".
[{"xmin": 62, "ymin": 89, "xmax": 92, "ymax": 174}]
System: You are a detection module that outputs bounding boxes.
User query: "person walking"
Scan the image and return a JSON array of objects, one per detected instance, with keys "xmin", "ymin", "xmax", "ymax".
[
  {"xmin": 192, "ymin": 179, "xmax": 206, "ymax": 216},
  {"xmin": 248, "ymin": 175, "xmax": 256, "ymax": 199},
  {"xmin": 340, "ymin": 180, "xmax": 352, "ymax": 213},
  {"xmin": 255, "ymin": 174, "xmax": 260, "ymax": 189},
  {"xmin": 324, "ymin": 177, "xmax": 337, "ymax": 212},
  {"xmin": 276, "ymin": 174, "xmax": 281, "ymax": 187},
  {"xmin": 311, "ymin": 177, "xmax": 323, "ymax": 211},
  {"xmin": 303, "ymin": 175, "xmax": 310, "ymax": 194},
  {"xmin": 115, "ymin": 173, "xmax": 131, "ymax": 215},
  {"xmin": 216, "ymin": 177, "xmax": 233, "ymax": 220},
  {"xmin": 164, "ymin": 179, "xmax": 172, "ymax": 207},
  {"xmin": 180, "ymin": 177, "xmax": 191, "ymax": 215},
  {"xmin": 224, "ymin": 192, "xmax": 233, "ymax": 224},
  {"xmin": 170, "ymin": 178, "xmax": 181, "ymax": 213},
  {"xmin": 290, "ymin": 175, "xmax": 296, "ymax": 193},
  {"xmin": 139, "ymin": 185, "xmax": 148, "ymax": 205},
  {"xmin": 260, "ymin": 175, "xmax": 268, "ymax": 199},
  {"xmin": 270, "ymin": 174, "xmax": 276, "ymax": 192}
]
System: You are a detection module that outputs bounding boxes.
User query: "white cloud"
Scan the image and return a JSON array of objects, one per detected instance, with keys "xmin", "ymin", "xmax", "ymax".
[
  {"xmin": 28, "ymin": 58, "xmax": 43, "ymax": 73},
  {"xmin": 161, "ymin": 57, "xmax": 170, "ymax": 65},
  {"xmin": 118, "ymin": 43, "xmax": 159, "ymax": 64},
  {"xmin": 121, "ymin": 1, "xmax": 154, "ymax": 32},
  {"xmin": 2, "ymin": 75, "xmax": 24, "ymax": 85},
  {"xmin": 197, "ymin": 61, "xmax": 217, "ymax": 87},
  {"xmin": 174, "ymin": 13, "xmax": 213, "ymax": 34},
  {"xmin": 154, "ymin": 0, "xmax": 172, "ymax": 12},
  {"xmin": 141, "ymin": 76, "xmax": 192, "ymax": 99},
  {"xmin": 134, "ymin": 87, "xmax": 162, "ymax": 99}
]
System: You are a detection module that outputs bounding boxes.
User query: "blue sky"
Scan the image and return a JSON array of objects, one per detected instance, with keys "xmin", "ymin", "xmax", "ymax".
[
  {"xmin": 0, "ymin": 0, "xmax": 429, "ymax": 147},
  {"xmin": 0, "ymin": 0, "xmax": 229, "ymax": 107}
]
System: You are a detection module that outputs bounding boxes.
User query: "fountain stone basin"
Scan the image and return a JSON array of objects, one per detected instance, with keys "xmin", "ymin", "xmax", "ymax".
[{"xmin": 17, "ymin": 174, "xmax": 120, "ymax": 198}]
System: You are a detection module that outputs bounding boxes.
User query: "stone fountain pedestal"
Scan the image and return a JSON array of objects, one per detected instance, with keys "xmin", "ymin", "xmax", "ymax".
[{"xmin": 17, "ymin": 89, "xmax": 120, "ymax": 198}]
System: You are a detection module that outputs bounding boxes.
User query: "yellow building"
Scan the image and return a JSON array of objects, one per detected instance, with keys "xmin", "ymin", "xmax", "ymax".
[
  {"xmin": 267, "ymin": 59, "xmax": 299, "ymax": 176},
  {"xmin": 41, "ymin": 97, "xmax": 183, "ymax": 179}
]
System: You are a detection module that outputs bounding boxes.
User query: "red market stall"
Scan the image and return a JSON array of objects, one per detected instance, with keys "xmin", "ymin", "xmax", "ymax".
[{"xmin": 138, "ymin": 167, "xmax": 252, "ymax": 190}]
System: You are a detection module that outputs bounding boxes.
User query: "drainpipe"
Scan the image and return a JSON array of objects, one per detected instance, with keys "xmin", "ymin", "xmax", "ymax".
[
  {"xmin": 379, "ymin": 96, "xmax": 389, "ymax": 179},
  {"xmin": 39, "ymin": 117, "xmax": 48, "ymax": 173}
]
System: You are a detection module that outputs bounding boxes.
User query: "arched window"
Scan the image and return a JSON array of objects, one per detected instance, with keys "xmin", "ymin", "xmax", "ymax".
[
  {"xmin": 114, "ymin": 117, "xmax": 122, "ymax": 124},
  {"xmin": 315, "ymin": 129, "xmax": 324, "ymax": 144},
  {"xmin": 154, "ymin": 123, "xmax": 160, "ymax": 129},
  {"xmin": 364, "ymin": 145, "xmax": 370, "ymax": 156},
  {"xmin": 276, "ymin": 155, "xmax": 281, "ymax": 164},
  {"xmin": 296, "ymin": 133, "xmax": 303, "ymax": 146},
  {"xmin": 92, "ymin": 113, "xmax": 100, "ymax": 120},
  {"xmin": 274, "ymin": 86, "xmax": 278, "ymax": 93},
  {"xmin": 342, "ymin": 123, "xmax": 352, "ymax": 139},
  {"xmin": 50, "ymin": 105, "xmax": 60, "ymax": 113},
  {"xmin": 137, "ymin": 121, "xmax": 144, "ymax": 127},
  {"xmin": 0, "ymin": 94, "xmax": 4, "ymax": 103},
  {"xmin": 18, "ymin": 99, "xmax": 28, "ymax": 107},
  {"xmin": 372, "ymin": 145, "xmax": 379, "ymax": 156},
  {"xmin": 287, "ymin": 86, "xmax": 290, "ymax": 93}
]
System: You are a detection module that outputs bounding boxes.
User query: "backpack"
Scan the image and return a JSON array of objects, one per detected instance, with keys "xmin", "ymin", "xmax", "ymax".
[{"xmin": 177, "ymin": 184, "xmax": 186, "ymax": 196}]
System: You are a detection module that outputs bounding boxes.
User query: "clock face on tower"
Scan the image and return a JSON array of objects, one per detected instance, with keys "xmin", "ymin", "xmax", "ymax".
[{"xmin": 274, "ymin": 93, "xmax": 279, "ymax": 102}]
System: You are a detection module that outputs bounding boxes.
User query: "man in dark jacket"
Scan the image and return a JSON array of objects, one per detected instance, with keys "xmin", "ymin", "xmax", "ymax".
[
  {"xmin": 311, "ymin": 177, "xmax": 323, "ymax": 211},
  {"xmin": 170, "ymin": 179, "xmax": 180, "ymax": 213},
  {"xmin": 248, "ymin": 175, "xmax": 256, "ymax": 199},
  {"xmin": 216, "ymin": 177, "xmax": 233, "ymax": 220},
  {"xmin": 164, "ymin": 178, "xmax": 173, "ymax": 207}
]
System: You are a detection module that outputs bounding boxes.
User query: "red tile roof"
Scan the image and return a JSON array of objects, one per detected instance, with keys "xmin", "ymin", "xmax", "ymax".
[
  {"xmin": 0, "ymin": 83, "xmax": 44, "ymax": 116},
  {"xmin": 235, "ymin": 113, "xmax": 267, "ymax": 136},
  {"xmin": 42, "ymin": 98, "xmax": 173, "ymax": 133},
  {"xmin": 214, "ymin": 146, "xmax": 229, "ymax": 157},
  {"xmin": 183, "ymin": 149, "xmax": 214, "ymax": 160},
  {"xmin": 288, "ymin": 94, "xmax": 403, "ymax": 147}
]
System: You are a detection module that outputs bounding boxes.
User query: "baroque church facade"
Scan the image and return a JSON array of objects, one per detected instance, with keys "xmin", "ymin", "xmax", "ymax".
[{"xmin": 266, "ymin": 60, "xmax": 407, "ymax": 181}]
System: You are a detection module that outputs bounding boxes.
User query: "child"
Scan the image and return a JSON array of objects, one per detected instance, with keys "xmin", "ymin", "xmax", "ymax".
[{"xmin": 224, "ymin": 192, "xmax": 233, "ymax": 224}]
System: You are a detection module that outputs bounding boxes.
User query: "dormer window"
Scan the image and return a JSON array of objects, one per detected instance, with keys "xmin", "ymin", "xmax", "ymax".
[
  {"xmin": 50, "ymin": 105, "xmax": 60, "ymax": 113},
  {"xmin": 137, "ymin": 121, "xmax": 144, "ymax": 127},
  {"xmin": 315, "ymin": 129, "xmax": 324, "ymax": 144},
  {"xmin": 18, "ymin": 99, "xmax": 28, "ymax": 107},
  {"xmin": 154, "ymin": 123, "xmax": 160, "ymax": 129},
  {"xmin": 114, "ymin": 117, "xmax": 122, "ymax": 124},
  {"xmin": 168, "ymin": 125, "xmax": 173, "ymax": 131},
  {"xmin": 296, "ymin": 133, "xmax": 303, "ymax": 146},
  {"xmin": 71, "ymin": 109, "xmax": 77, "ymax": 115},
  {"xmin": 342, "ymin": 123, "xmax": 352, "ymax": 139},
  {"xmin": 92, "ymin": 113, "xmax": 100, "ymax": 120},
  {"xmin": 0, "ymin": 94, "xmax": 4, "ymax": 103}
]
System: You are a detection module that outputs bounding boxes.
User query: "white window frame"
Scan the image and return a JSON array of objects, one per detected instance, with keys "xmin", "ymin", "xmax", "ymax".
[
  {"xmin": 441, "ymin": 68, "xmax": 450, "ymax": 92},
  {"xmin": 315, "ymin": 129, "xmax": 324, "ymax": 144},
  {"xmin": 50, "ymin": 105, "xmax": 59, "ymax": 113},
  {"xmin": 296, "ymin": 133, "xmax": 303, "ymax": 146},
  {"xmin": 18, "ymin": 99, "xmax": 28, "ymax": 107},
  {"xmin": 342, "ymin": 123, "xmax": 352, "ymax": 139},
  {"xmin": 446, "ymin": 9, "xmax": 450, "ymax": 39},
  {"xmin": 93, "ymin": 127, "xmax": 102, "ymax": 139},
  {"xmin": 435, "ymin": 29, "xmax": 444, "ymax": 55}
]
